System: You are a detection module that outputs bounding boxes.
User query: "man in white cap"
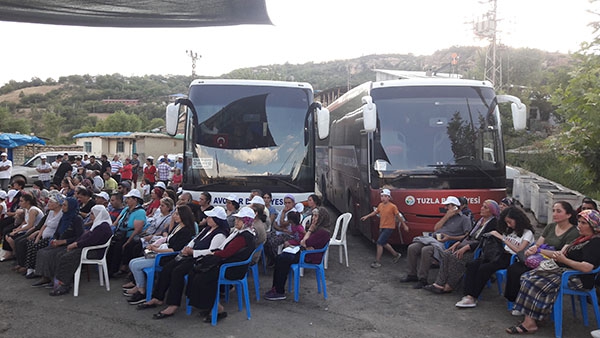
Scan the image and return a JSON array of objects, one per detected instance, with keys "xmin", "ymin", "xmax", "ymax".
[
  {"xmin": 361, "ymin": 188, "xmax": 408, "ymax": 268},
  {"xmin": 36, "ymin": 155, "xmax": 52, "ymax": 189},
  {"xmin": 400, "ymin": 195, "xmax": 471, "ymax": 289},
  {"xmin": 0, "ymin": 152, "xmax": 12, "ymax": 191}
]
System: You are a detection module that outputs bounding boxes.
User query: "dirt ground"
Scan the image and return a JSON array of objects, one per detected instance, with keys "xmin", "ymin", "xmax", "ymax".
[{"xmin": 0, "ymin": 209, "xmax": 597, "ymax": 338}]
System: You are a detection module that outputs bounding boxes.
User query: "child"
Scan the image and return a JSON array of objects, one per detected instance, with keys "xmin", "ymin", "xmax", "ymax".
[
  {"xmin": 283, "ymin": 211, "xmax": 306, "ymax": 247},
  {"xmin": 141, "ymin": 178, "xmax": 152, "ymax": 202},
  {"xmin": 361, "ymin": 188, "xmax": 408, "ymax": 268}
]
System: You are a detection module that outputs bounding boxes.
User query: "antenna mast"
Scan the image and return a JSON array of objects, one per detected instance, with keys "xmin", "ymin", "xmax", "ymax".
[
  {"xmin": 474, "ymin": 0, "xmax": 501, "ymax": 89},
  {"xmin": 186, "ymin": 50, "xmax": 201, "ymax": 77}
]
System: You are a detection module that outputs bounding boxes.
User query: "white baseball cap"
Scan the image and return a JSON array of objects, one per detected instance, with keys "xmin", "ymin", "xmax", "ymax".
[
  {"xmin": 40, "ymin": 155, "xmax": 47, "ymax": 159},
  {"xmin": 442, "ymin": 196, "xmax": 460, "ymax": 207},
  {"xmin": 294, "ymin": 202, "xmax": 304, "ymax": 213},
  {"xmin": 94, "ymin": 191, "xmax": 110, "ymax": 201},
  {"xmin": 154, "ymin": 181, "xmax": 166, "ymax": 190},
  {"xmin": 204, "ymin": 206, "xmax": 227, "ymax": 220},
  {"xmin": 0, "ymin": 152, "xmax": 7, "ymax": 157},
  {"xmin": 233, "ymin": 206, "xmax": 256, "ymax": 219},
  {"xmin": 250, "ymin": 195, "xmax": 265, "ymax": 205},
  {"xmin": 381, "ymin": 188, "xmax": 391, "ymax": 196},
  {"xmin": 0, "ymin": 191, "xmax": 6, "ymax": 200},
  {"xmin": 124, "ymin": 189, "xmax": 142, "ymax": 200},
  {"xmin": 225, "ymin": 194, "xmax": 238, "ymax": 202}
]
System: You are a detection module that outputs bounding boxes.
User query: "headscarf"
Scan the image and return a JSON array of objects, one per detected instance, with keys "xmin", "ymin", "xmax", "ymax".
[
  {"xmin": 500, "ymin": 197, "xmax": 514, "ymax": 207},
  {"xmin": 56, "ymin": 197, "xmax": 79, "ymax": 236},
  {"xmin": 217, "ymin": 207, "xmax": 256, "ymax": 250},
  {"xmin": 578, "ymin": 209, "xmax": 600, "ymax": 234},
  {"xmin": 283, "ymin": 193, "xmax": 295, "ymax": 203},
  {"xmin": 484, "ymin": 199, "xmax": 500, "ymax": 218},
  {"xmin": 90, "ymin": 205, "xmax": 111, "ymax": 231}
]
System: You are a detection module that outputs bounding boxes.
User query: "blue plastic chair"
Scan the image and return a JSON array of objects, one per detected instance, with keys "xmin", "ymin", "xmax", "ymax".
[
  {"xmin": 552, "ymin": 266, "xmax": 600, "ymax": 338},
  {"xmin": 494, "ymin": 254, "xmax": 517, "ymax": 296},
  {"xmin": 185, "ymin": 245, "xmax": 263, "ymax": 326},
  {"xmin": 288, "ymin": 243, "xmax": 330, "ymax": 302},
  {"xmin": 248, "ymin": 242, "xmax": 265, "ymax": 301},
  {"xmin": 142, "ymin": 251, "xmax": 179, "ymax": 302}
]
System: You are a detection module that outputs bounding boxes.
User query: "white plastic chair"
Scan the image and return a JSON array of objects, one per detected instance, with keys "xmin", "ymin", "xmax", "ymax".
[
  {"xmin": 301, "ymin": 215, "xmax": 312, "ymax": 230},
  {"xmin": 73, "ymin": 235, "xmax": 112, "ymax": 297},
  {"xmin": 324, "ymin": 212, "xmax": 352, "ymax": 269}
]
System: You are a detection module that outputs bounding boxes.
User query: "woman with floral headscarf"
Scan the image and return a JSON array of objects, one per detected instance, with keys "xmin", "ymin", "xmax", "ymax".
[
  {"xmin": 504, "ymin": 209, "xmax": 600, "ymax": 335},
  {"xmin": 264, "ymin": 194, "xmax": 297, "ymax": 266},
  {"xmin": 423, "ymin": 199, "xmax": 501, "ymax": 294}
]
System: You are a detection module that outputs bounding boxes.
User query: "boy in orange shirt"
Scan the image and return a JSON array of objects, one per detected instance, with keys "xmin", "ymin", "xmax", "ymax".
[{"xmin": 361, "ymin": 188, "xmax": 409, "ymax": 268}]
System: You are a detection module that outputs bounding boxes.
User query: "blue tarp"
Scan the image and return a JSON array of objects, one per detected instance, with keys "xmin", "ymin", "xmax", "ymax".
[
  {"xmin": 72, "ymin": 132, "xmax": 132, "ymax": 138},
  {"xmin": 0, "ymin": 133, "xmax": 46, "ymax": 148}
]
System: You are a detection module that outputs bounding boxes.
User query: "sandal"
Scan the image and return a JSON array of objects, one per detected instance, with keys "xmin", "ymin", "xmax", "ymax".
[
  {"xmin": 49, "ymin": 285, "xmax": 71, "ymax": 296},
  {"xmin": 506, "ymin": 324, "xmax": 536, "ymax": 334},
  {"xmin": 423, "ymin": 284, "xmax": 451, "ymax": 294},
  {"xmin": 204, "ymin": 311, "xmax": 228, "ymax": 323}
]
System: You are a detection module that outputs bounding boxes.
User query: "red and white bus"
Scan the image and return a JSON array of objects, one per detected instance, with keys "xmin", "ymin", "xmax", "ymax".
[{"xmin": 316, "ymin": 78, "xmax": 526, "ymax": 244}]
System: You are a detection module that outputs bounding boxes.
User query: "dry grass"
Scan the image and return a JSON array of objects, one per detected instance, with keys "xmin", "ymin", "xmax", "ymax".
[{"xmin": 0, "ymin": 84, "xmax": 63, "ymax": 103}]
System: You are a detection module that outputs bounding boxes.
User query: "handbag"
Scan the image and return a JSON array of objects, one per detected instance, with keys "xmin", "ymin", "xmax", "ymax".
[
  {"xmin": 478, "ymin": 233, "xmax": 505, "ymax": 263},
  {"xmin": 193, "ymin": 255, "xmax": 222, "ymax": 273},
  {"xmin": 144, "ymin": 249, "xmax": 157, "ymax": 259},
  {"xmin": 524, "ymin": 244, "xmax": 555, "ymax": 269}
]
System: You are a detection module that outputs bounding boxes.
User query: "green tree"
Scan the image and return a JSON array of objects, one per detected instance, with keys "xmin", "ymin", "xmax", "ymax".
[{"xmin": 96, "ymin": 110, "xmax": 143, "ymax": 132}]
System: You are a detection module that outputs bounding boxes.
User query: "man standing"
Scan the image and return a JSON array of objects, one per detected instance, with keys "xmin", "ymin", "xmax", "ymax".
[
  {"xmin": 52, "ymin": 154, "xmax": 73, "ymax": 186},
  {"xmin": 175, "ymin": 156, "xmax": 183, "ymax": 172},
  {"xmin": 0, "ymin": 152, "xmax": 12, "ymax": 191},
  {"xmin": 51, "ymin": 154, "xmax": 62, "ymax": 171},
  {"xmin": 110, "ymin": 155, "xmax": 123, "ymax": 183},
  {"xmin": 400, "ymin": 196, "xmax": 472, "ymax": 289},
  {"xmin": 84, "ymin": 155, "xmax": 102, "ymax": 172},
  {"xmin": 156, "ymin": 158, "xmax": 170, "ymax": 186},
  {"xmin": 35, "ymin": 154, "xmax": 52, "ymax": 189}
]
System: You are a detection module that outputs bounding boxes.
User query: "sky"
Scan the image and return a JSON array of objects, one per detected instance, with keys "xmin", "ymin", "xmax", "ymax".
[{"xmin": 0, "ymin": 0, "xmax": 597, "ymax": 86}]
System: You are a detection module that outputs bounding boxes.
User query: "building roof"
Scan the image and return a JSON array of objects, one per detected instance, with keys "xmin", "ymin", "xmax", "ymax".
[
  {"xmin": 72, "ymin": 132, "xmax": 182, "ymax": 139},
  {"xmin": 0, "ymin": 133, "xmax": 46, "ymax": 148}
]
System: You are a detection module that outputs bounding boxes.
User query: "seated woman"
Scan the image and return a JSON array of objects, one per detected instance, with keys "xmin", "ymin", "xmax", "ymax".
[
  {"xmin": 455, "ymin": 206, "xmax": 534, "ymax": 308},
  {"xmin": 264, "ymin": 206, "xmax": 331, "ymax": 301},
  {"xmin": 137, "ymin": 206, "xmax": 229, "ymax": 318},
  {"xmin": 123, "ymin": 204, "xmax": 195, "ymax": 304},
  {"xmin": 264, "ymin": 194, "xmax": 299, "ymax": 265},
  {"xmin": 424, "ymin": 199, "xmax": 500, "ymax": 294},
  {"xmin": 22, "ymin": 194, "xmax": 64, "ymax": 278},
  {"xmin": 225, "ymin": 194, "xmax": 240, "ymax": 229},
  {"xmin": 505, "ymin": 209, "xmax": 600, "ymax": 334},
  {"xmin": 107, "ymin": 189, "xmax": 146, "ymax": 277},
  {"xmin": 3, "ymin": 193, "xmax": 44, "ymax": 262},
  {"xmin": 249, "ymin": 203, "xmax": 267, "ymax": 264},
  {"xmin": 144, "ymin": 188, "xmax": 164, "ymax": 217},
  {"xmin": 45, "ymin": 205, "xmax": 113, "ymax": 296},
  {"xmin": 504, "ymin": 201, "xmax": 579, "ymax": 307},
  {"xmin": 32, "ymin": 197, "xmax": 84, "ymax": 287},
  {"xmin": 186, "ymin": 206, "xmax": 256, "ymax": 322}
]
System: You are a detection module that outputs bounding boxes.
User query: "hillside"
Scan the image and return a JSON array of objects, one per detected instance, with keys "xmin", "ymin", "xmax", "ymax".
[{"xmin": 0, "ymin": 46, "xmax": 575, "ymax": 144}]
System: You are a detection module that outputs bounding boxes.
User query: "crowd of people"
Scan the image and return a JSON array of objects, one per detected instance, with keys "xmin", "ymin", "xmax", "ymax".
[
  {"xmin": 385, "ymin": 194, "xmax": 600, "ymax": 335},
  {"xmin": 0, "ymin": 171, "xmax": 333, "ymax": 324},
  {"xmin": 2, "ymin": 155, "xmax": 599, "ymax": 332}
]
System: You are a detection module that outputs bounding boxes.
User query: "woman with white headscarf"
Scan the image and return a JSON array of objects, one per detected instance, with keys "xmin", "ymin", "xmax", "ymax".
[{"xmin": 46, "ymin": 205, "xmax": 113, "ymax": 296}]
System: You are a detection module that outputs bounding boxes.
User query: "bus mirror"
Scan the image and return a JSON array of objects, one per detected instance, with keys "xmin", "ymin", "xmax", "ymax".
[
  {"xmin": 316, "ymin": 107, "xmax": 330, "ymax": 139},
  {"xmin": 362, "ymin": 96, "xmax": 377, "ymax": 132},
  {"xmin": 497, "ymin": 94, "xmax": 527, "ymax": 131},
  {"xmin": 165, "ymin": 103, "xmax": 180, "ymax": 136}
]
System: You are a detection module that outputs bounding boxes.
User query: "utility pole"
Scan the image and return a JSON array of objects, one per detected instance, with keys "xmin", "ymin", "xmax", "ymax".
[
  {"xmin": 473, "ymin": 0, "xmax": 501, "ymax": 90},
  {"xmin": 186, "ymin": 50, "xmax": 201, "ymax": 77}
]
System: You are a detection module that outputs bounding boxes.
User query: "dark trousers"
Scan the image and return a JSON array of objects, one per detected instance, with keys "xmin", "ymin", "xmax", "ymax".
[
  {"xmin": 186, "ymin": 265, "xmax": 220, "ymax": 310},
  {"xmin": 464, "ymin": 253, "xmax": 511, "ymax": 298},
  {"xmin": 504, "ymin": 261, "xmax": 531, "ymax": 302},
  {"xmin": 272, "ymin": 252, "xmax": 300, "ymax": 294},
  {"xmin": 14, "ymin": 234, "xmax": 30, "ymax": 266},
  {"xmin": 107, "ymin": 235, "xmax": 127, "ymax": 275},
  {"xmin": 153, "ymin": 257, "xmax": 195, "ymax": 306},
  {"xmin": 0, "ymin": 216, "xmax": 15, "ymax": 237}
]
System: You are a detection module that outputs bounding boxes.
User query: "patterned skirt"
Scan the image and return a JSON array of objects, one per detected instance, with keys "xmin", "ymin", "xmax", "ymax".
[{"xmin": 513, "ymin": 269, "xmax": 562, "ymax": 320}]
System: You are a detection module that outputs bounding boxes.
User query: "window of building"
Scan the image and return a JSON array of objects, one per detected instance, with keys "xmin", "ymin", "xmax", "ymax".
[
  {"xmin": 117, "ymin": 141, "xmax": 124, "ymax": 153},
  {"xmin": 84, "ymin": 141, "xmax": 92, "ymax": 153}
]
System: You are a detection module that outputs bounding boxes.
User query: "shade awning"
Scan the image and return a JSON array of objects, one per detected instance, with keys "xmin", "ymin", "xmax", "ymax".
[
  {"xmin": 0, "ymin": 133, "xmax": 46, "ymax": 148},
  {"xmin": 0, "ymin": 0, "xmax": 272, "ymax": 27}
]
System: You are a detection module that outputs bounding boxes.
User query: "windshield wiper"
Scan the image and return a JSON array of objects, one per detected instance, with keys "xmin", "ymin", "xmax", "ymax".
[
  {"xmin": 427, "ymin": 163, "xmax": 495, "ymax": 181},
  {"xmin": 263, "ymin": 176, "xmax": 305, "ymax": 192}
]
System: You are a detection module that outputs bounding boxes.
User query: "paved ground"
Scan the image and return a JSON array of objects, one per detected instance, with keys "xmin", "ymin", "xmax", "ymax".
[{"xmin": 0, "ymin": 210, "xmax": 597, "ymax": 338}]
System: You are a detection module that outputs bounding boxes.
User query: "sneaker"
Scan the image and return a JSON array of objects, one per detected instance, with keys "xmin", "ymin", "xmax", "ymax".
[
  {"xmin": 413, "ymin": 279, "xmax": 428, "ymax": 289},
  {"xmin": 400, "ymin": 275, "xmax": 418, "ymax": 283},
  {"xmin": 264, "ymin": 288, "xmax": 286, "ymax": 301},
  {"xmin": 127, "ymin": 291, "xmax": 147, "ymax": 305},
  {"xmin": 370, "ymin": 261, "xmax": 382, "ymax": 268},
  {"xmin": 511, "ymin": 309, "xmax": 523, "ymax": 316},
  {"xmin": 455, "ymin": 296, "xmax": 477, "ymax": 308},
  {"xmin": 392, "ymin": 253, "xmax": 401, "ymax": 263}
]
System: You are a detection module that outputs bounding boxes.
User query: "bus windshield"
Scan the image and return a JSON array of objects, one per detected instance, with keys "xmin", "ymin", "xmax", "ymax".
[
  {"xmin": 184, "ymin": 84, "xmax": 314, "ymax": 192},
  {"xmin": 371, "ymin": 85, "xmax": 503, "ymax": 175}
]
